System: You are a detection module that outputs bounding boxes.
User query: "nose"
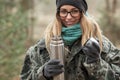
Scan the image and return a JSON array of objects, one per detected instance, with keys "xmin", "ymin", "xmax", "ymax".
[{"xmin": 66, "ymin": 13, "xmax": 72, "ymax": 19}]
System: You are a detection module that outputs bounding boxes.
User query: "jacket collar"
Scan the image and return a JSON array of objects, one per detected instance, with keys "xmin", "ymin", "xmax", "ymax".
[{"xmin": 66, "ymin": 37, "xmax": 83, "ymax": 64}]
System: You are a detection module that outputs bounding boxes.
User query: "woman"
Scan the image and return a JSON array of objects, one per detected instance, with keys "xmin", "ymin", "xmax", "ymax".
[{"xmin": 20, "ymin": 0, "xmax": 120, "ymax": 80}]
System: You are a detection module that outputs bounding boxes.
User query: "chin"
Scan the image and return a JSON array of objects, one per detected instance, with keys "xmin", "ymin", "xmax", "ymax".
[
  {"xmin": 66, "ymin": 25, "xmax": 73, "ymax": 27},
  {"xmin": 65, "ymin": 24, "xmax": 75, "ymax": 27}
]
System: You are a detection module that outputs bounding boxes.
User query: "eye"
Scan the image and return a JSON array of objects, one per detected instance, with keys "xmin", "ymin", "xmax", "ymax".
[
  {"xmin": 71, "ymin": 9, "xmax": 79, "ymax": 14},
  {"xmin": 60, "ymin": 10, "xmax": 67, "ymax": 14}
]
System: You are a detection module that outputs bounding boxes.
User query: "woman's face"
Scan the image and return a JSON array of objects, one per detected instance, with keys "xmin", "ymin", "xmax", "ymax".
[{"xmin": 59, "ymin": 5, "xmax": 81, "ymax": 27}]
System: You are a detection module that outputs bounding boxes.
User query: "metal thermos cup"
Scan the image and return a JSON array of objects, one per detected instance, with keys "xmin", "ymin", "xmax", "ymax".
[{"xmin": 50, "ymin": 36, "xmax": 65, "ymax": 80}]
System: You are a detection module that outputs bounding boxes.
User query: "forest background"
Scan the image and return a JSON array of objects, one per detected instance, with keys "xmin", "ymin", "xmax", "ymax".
[{"xmin": 0, "ymin": 0, "xmax": 120, "ymax": 80}]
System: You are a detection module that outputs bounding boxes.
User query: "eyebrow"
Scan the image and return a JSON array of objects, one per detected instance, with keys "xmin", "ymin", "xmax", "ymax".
[{"xmin": 60, "ymin": 8, "xmax": 79, "ymax": 11}]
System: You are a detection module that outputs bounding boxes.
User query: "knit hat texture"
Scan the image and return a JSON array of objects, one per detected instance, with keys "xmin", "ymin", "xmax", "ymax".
[{"xmin": 56, "ymin": 0, "xmax": 88, "ymax": 13}]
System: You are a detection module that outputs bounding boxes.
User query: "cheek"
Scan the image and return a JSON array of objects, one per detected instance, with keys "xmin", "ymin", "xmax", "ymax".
[
  {"xmin": 73, "ymin": 16, "xmax": 81, "ymax": 23},
  {"xmin": 76, "ymin": 16, "xmax": 81, "ymax": 21},
  {"xmin": 75, "ymin": 18, "xmax": 80, "ymax": 22},
  {"xmin": 60, "ymin": 18, "xmax": 66, "ymax": 23}
]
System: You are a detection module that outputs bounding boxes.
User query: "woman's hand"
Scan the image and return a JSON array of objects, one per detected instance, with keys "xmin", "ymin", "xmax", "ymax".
[
  {"xmin": 82, "ymin": 38, "xmax": 100, "ymax": 64},
  {"xmin": 43, "ymin": 59, "xmax": 64, "ymax": 78}
]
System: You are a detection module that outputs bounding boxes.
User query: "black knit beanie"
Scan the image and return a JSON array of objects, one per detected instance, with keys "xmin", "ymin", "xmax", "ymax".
[{"xmin": 56, "ymin": 0, "xmax": 88, "ymax": 13}]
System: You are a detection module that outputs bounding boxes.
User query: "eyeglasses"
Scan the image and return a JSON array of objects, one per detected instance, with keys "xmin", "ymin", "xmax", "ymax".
[{"xmin": 58, "ymin": 9, "xmax": 80, "ymax": 18}]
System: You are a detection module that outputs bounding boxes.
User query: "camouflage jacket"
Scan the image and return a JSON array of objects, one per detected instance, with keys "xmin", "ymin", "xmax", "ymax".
[{"xmin": 20, "ymin": 36, "xmax": 120, "ymax": 80}]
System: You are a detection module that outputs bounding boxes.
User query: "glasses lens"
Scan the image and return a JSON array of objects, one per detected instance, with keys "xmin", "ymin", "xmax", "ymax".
[
  {"xmin": 71, "ymin": 10, "xmax": 80, "ymax": 17},
  {"xmin": 59, "ymin": 10, "xmax": 68, "ymax": 17}
]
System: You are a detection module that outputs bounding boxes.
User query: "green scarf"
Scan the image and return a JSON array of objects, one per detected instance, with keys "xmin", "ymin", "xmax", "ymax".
[{"xmin": 62, "ymin": 23, "xmax": 82, "ymax": 46}]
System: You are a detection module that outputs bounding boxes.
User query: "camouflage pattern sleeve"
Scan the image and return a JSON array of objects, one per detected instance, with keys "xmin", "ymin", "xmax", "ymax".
[
  {"xmin": 20, "ymin": 39, "xmax": 50, "ymax": 80},
  {"xmin": 83, "ymin": 36, "xmax": 120, "ymax": 80},
  {"xmin": 101, "ymin": 36, "xmax": 120, "ymax": 78}
]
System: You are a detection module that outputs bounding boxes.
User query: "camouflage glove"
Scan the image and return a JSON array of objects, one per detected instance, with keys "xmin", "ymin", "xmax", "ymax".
[
  {"xmin": 82, "ymin": 38, "xmax": 100, "ymax": 64},
  {"xmin": 43, "ymin": 59, "xmax": 64, "ymax": 78}
]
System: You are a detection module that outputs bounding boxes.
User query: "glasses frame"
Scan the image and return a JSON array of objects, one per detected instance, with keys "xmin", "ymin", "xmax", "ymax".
[{"xmin": 57, "ymin": 9, "xmax": 81, "ymax": 18}]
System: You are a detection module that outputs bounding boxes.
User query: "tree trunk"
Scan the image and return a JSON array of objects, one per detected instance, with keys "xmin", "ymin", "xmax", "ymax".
[
  {"xmin": 106, "ymin": 0, "xmax": 110, "ymax": 12},
  {"xmin": 105, "ymin": 0, "xmax": 118, "ymax": 26},
  {"xmin": 112, "ymin": 0, "xmax": 117, "ymax": 13},
  {"xmin": 20, "ymin": 0, "xmax": 35, "ymax": 47}
]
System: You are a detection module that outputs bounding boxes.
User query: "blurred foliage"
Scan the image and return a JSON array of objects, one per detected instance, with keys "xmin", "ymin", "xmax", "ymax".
[
  {"xmin": 39, "ymin": 0, "xmax": 55, "ymax": 14},
  {"xmin": 99, "ymin": 1, "xmax": 120, "ymax": 45},
  {"xmin": 40, "ymin": 0, "xmax": 53, "ymax": 4},
  {"xmin": 0, "ymin": 0, "xmax": 30, "ymax": 80}
]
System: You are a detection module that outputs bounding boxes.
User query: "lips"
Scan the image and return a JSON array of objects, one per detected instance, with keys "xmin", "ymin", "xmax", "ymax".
[
  {"xmin": 65, "ymin": 21, "xmax": 74, "ymax": 25},
  {"xmin": 62, "ymin": 19, "xmax": 80, "ymax": 27}
]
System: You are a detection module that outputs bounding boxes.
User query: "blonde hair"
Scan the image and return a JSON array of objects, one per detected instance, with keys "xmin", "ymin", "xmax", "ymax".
[
  {"xmin": 44, "ymin": 13, "xmax": 102, "ymax": 52},
  {"xmin": 80, "ymin": 13, "xmax": 102, "ymax": 50}
]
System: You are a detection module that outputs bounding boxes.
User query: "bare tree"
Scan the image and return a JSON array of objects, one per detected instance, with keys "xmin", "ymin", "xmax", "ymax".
[
  {"xmin": 20, "ymin": 0, "xmax": 35, "ymax": 47},
  {"xmin": 103, "ymin": 0, "xmax": 120, "ymax": 45},
  {"xmin": 112, "ymin": 0, "xmax": 117, "ymax": 13},
  {"xmin": 105, "ymin": 0, "xmax": 117, "ymax": 25}
]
